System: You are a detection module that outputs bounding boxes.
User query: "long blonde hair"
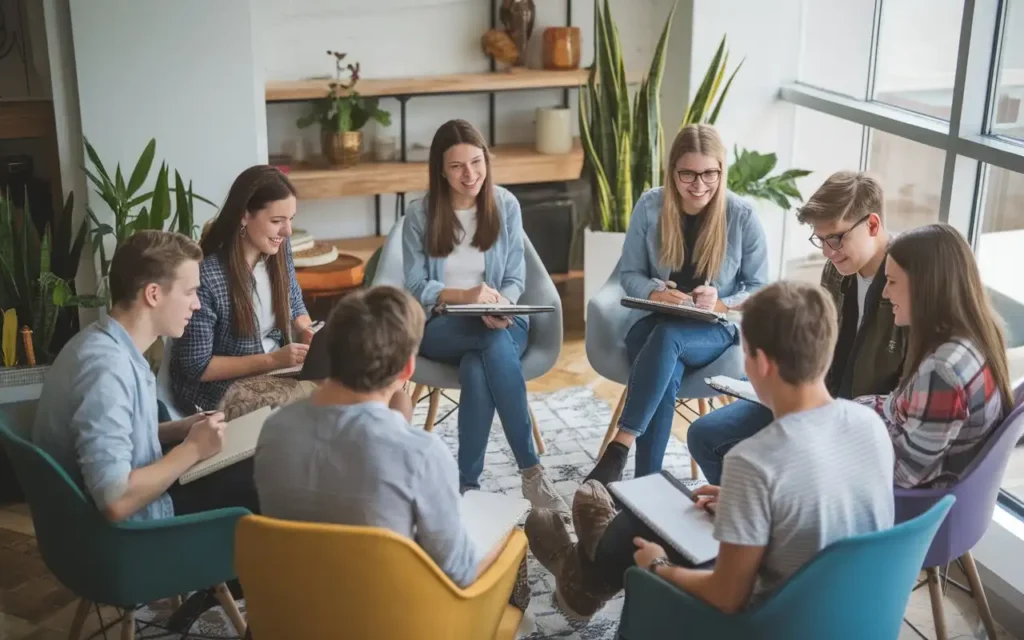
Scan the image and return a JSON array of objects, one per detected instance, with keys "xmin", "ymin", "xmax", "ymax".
[
  {"xmin": 888, "ymin": 224, "xmax": 1014, "ymax": 416},
  {"xmin": 658, "ymin": 124, "xmax": 728, "ymax": 277}
]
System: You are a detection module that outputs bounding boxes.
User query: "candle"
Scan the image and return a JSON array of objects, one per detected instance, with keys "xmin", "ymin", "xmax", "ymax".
[{"xmin": 535, "ymin": 107, "xmax": 572, "ymax": 155}]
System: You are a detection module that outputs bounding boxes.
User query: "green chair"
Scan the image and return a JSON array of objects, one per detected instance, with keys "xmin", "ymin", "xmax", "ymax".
[{"xmin": 0, "ymin": 419, "xmax": 250, "ymax": 639}]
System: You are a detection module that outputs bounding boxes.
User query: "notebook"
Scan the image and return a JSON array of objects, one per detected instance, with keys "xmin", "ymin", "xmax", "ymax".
[
  {"xmin": 608, "ymin": 471, "xmax": 719, "ymax": 565},
  {"xmin": 267, "ymin": 321, "xmax": 326, "ymax": 377},
  {"xmin": 620, "ymin": 296, "xmax": 726, "ymax": 323},
  {"xmin": 434, "ymin": 303, "xmax": 555, "ymax": 317},
  {"xmin": 461, "ymin": 490, "xmax": 531, "ymax": 553},
  {"xmin": 705, "ymin": 375, "xmax": 763, "ymax": 406},
  {"xmin": 178, "ymin": 405, "xmax": 276, "ymax": 484}
]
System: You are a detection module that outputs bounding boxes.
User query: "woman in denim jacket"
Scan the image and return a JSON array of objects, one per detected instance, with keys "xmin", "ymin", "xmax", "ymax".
[
  {"xmin": 587, "ymin": 124, "xmax": 770, "ymax": 483},
  {"xmin": 402, "ymin": 119, "xmax": 568, "ymax": 516}
]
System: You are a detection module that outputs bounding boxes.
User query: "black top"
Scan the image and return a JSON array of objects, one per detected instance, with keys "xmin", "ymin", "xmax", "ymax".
[{"xmin": 668, "ymin": 213, "xmax": 705, "ymax": 294}]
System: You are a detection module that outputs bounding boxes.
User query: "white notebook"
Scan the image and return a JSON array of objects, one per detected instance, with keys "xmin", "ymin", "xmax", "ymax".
[
  {"xmin": 608, "ymin": 471, "xmax": 719, "ymax": 565},
  {"xmin": 178, "ymin": 405, "xmax": 276, "ymax": 485},
  {"xmin": 705, "ymin": 375, "xmax": 763, "ymax": 406},
  {"xmin": 461, "ymin": 490, "xmax": 531, "ymax": 553}
]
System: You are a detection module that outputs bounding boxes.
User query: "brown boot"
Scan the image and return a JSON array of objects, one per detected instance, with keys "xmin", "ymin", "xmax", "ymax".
[
  {"xmin": 573, "ymin": 479, "xmax": 619, "ymax": 561},
  {"xmin": 553, "ymin": 542, "xmax": 621, "ymax": 621},
  {"xmin": 524, "ymin": 507, "xmax": 574, "ymax": 577}
]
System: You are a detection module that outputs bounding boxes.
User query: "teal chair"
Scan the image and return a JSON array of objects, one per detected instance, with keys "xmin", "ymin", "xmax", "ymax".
[
  {"xmin": 616, "ymin": 495, "xmax": 955, "ymax": 640},
  {"xmin": 0, "ymin": 419, "xmax": 250, "ymax": 639}
]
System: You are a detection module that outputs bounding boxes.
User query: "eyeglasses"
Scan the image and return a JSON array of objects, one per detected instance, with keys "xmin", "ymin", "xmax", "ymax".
[
  {"xmin": 676, "ymin": 169, "xmax": 721, "ymax": 185},
  {"xmin": 808, "ymin": 214, "xmax": 872, "ymax": 250}
]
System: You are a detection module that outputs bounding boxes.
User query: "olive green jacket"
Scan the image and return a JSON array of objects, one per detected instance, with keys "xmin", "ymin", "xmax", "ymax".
[{"xmin": 820, "ymin": 258, "xmax": 908, "ymax": 399}]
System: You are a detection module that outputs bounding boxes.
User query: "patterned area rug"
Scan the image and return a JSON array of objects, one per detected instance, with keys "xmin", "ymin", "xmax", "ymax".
[{"xmin": 135, "ymin": 385, "xmax": 697, "ymax": 639}]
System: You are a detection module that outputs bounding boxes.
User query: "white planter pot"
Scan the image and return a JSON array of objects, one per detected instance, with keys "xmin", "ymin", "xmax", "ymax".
[{"xmin": 583, "ymin": 228, "xmax": 627, "ymax": 320}]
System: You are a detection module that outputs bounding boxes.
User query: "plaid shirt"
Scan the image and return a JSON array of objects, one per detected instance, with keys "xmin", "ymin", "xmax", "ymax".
[
  {"xmin": 169, "ymin": 243, "xmax": 307, "ymax": 411},
  {"xmin": 856, "ymin": 338, "xmax": 1004, "ymax": 488}
]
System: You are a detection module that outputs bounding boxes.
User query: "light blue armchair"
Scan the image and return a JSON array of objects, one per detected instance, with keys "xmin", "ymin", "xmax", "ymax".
[
  {"xmin": 585, "ymin": 259, "xmax": 746, "ymax": 478},
  {"xmin": 371, "ymin": 217, "xmax": 560, "ymax": 452}
]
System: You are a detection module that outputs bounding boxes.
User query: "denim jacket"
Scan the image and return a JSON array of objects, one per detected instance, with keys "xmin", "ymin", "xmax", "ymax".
[
  {"xmin": 620, "ymin": 187, "xmax": 769, "ymax": 324},
  {"xmin": 402, "ymin": 185, "xmax": 526, "ymax": 311}
]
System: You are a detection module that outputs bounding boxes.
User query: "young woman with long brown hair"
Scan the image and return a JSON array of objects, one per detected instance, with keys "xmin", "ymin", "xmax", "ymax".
[
  {"xmin": 586, "ymin": 123, "xmax": 770, "ymax": 484},
  {"xmin": 402, "ymin": 118, "xmax": 568, "ymax": 515},
  {"xmin": 858, "ymin": 223, "xmax": 1015, "ymax": 487},
  {"xmin": 170, "ymin": 165, "xmax": 315, "ymax": 412}
]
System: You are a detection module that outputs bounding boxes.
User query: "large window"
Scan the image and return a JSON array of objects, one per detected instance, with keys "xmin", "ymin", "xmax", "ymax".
[{"xmin": 784, "ymin": 0, "xmax": 1024, "ymax": 508}]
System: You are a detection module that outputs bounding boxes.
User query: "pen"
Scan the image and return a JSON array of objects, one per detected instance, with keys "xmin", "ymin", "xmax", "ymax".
[{"xmin": 194, "ymin": 404, "xmax": 217, "ymax": 416}]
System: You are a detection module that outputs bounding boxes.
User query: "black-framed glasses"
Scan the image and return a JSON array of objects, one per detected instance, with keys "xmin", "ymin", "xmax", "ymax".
[
  {"xmin": 676, "ymin": 169, "xmax": 721, "ymax": 185},
  {"xmin": 808, "ymin": 214, "xmax": 872, "ymax": 250}
]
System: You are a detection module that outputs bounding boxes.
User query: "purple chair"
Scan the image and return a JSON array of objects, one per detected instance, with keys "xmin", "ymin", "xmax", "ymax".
[{"xmin": 894, "ymin": 383, "xmax": 1024, "ymax": 640}]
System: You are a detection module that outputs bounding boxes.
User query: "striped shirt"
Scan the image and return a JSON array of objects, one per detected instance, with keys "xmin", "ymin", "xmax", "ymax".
[
  {"xmin": 857, "ymin": 337, "xmax": 1004, "ymax": 488},
  {"xmin": 714, "ymin": 400, "xmax": 895, "ymax": 601}
]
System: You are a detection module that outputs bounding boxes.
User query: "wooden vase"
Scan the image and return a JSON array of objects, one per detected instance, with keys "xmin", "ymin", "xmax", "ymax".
[
  {"xmin": 542, "ymin": 27, "xmax": 581, "ymax": 70},
  {"xmin": 322, "ymin": 130, "xmax": 362, "ymax": 167}
]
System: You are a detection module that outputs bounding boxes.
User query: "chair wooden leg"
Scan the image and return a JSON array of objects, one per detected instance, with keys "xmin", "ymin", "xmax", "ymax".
[
  {"xmin": 599, "ymin": 388, "xmax": 628, "ymax": 458},
  {"xmin": 961, "ymin": 551, "xmax": 999, "ymax": 639},
  {"xmin": 120, "ymin": 609, "xmax": 135, "ymax": 640},
  {"xmin": 926, "ymin": 567, "xmax": 949, "ymax": 640},
  {"xmin": 68, "ymin": 598, "xmax": 91, "ymax": 640},
  {"xmin": 411, "ymin": 383, "xmax": 425, "ymax": 405},
  {"xmin": 214, "ymin": 582, "xmax": 248, "ymax": 637},
  {"xmin": 424, "ymin": 389, "xmax": 440, "ymax": 432},
  {"xmin": 529, "ymin": 406, "xmax": 545, "ymax": 455},
  {"xmin": 689, "ymin": 398, "xmax": 712, "ymax": 480}
]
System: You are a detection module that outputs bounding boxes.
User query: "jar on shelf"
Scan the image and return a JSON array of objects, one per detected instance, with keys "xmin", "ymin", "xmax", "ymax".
[{"xmin": 542, "ymin": 26, "xmax": 581, "ymax": 70}]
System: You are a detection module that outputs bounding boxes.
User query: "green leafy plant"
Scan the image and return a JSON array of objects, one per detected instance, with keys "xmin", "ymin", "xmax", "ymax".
[
  {"xmin": 681, "ymin": 36, "xmax": 743, "ymax": 127},
  {"xmin": 0, "ymin": 191, "xmax": 105, "ymax": 365},
  {"xmin": 84, "ymin": 137, "xmax": 214, "ymax": 283},
  {"xmin": 296, "ymin": 50, "xmax": 391, "ymax": 133},
  {"xmin": 728, "ymin": 147, "xmax": 812, "ymax": 210}
]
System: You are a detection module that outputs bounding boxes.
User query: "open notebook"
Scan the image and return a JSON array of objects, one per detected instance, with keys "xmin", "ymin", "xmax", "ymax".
[
  {"xmin": 608, "ymin": 471, "xmax": 718, "ymax": 565},
  {"xmin": 704, "ymin": 375, "xmax": 763, "ymax": 406},
  {"xmin": 461, "ymin": 490, "xmax": 531, "ymax": 553},
  {"xmin": 178, "ymin": 405, "xmax": 276, "ymax": 485}
]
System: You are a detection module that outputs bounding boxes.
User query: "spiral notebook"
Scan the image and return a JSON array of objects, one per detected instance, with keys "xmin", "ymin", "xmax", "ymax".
[
  {"xmin": 608, "ymin": 471, "xmax": 718, "ymax": 565},
  {"xmin": 178, "ymin": 405, "xmax": 276, "ymax": 485},
  {"xmin": 620, "ymin": 296, "xmax": 725, "ymax": 323},
  {"xmin": 461, "ymin": 490, "xmax": 531, "ymax": 553},
  {"xmin": 704, "ymin": 375, "xmax": 763, "ymax": 406},
  {"xmin": 435, "ymin": 303, "xmax": 555, "ymax": 317}
]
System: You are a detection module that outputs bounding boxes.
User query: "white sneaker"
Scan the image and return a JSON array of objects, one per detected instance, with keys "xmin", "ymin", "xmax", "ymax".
[{"xmin": 521, "ymin": 465, "xmax": 570, "ymax": 516}]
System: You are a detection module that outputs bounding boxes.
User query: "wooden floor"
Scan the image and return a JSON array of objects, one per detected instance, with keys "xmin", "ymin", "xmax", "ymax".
[{"xmin": 0, "ymin": 278, "xmax": 1017, "ymax": 639}]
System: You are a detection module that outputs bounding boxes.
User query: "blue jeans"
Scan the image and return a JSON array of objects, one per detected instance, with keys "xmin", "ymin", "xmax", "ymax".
[
  {"xmin": 686, "ymin": 399, "xmax": 774, "ymax": 484},
  {"xmin": 419, "ymin": 314, "xmax": 539, "ymax": 489},
  {"xmin": 620, "ymin": 314, "xmax": 736, "ymax": 477}
]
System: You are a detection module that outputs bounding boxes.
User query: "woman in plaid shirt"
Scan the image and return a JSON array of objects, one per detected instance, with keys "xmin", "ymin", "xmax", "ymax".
[
  {"xmin": 169, "ymin": 166, "xmax": 318, "ymax": 412},
  {"xmin": 857, "ymin": 223, "xmax": 1015, "ymax": 488}
]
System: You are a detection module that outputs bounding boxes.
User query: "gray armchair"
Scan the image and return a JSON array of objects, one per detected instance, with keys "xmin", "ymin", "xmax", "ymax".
[
  {"xmin": 585, "ymin": 258, "xmax": 745, "ymax": 478},
  {"xmin": 371, "ymin": 217, "xmax": 561, "ymax": 453}
]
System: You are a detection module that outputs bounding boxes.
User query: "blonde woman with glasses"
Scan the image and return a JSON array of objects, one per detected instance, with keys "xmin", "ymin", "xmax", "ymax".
[{"xmin": 585, "ymin": 124, "xmax": 770, "ymax": 484}]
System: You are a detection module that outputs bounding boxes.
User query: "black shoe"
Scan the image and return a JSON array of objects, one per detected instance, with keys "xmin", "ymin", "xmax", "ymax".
[{"xmin": 165, "ymin": 589, "xmax": 215, "ymax": 633}]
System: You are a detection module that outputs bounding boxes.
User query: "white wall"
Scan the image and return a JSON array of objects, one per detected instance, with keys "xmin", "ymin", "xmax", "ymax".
[
  {"xmin": 69, "ymin": 0, "xmax": 267, "ymax": 234},
  {"xmin": 252, "ymin": 0, "xmax": 674, "ymax": 241}
]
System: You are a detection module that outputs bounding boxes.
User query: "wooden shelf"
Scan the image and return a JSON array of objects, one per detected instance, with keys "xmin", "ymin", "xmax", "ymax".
[
  {"xmin": 267, "ymin": 68, "xmax": 595, "ymax": 102},
  {"xmin": 0, "ymin": 99, "xmax": 53, "ymax": 140},
  {"xmin": 289, "ymin": 141, "xmax": 583, "ymax": 200}
]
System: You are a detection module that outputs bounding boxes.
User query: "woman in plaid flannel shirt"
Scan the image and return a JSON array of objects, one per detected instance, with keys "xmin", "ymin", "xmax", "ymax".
[{"xmin": 857, "ymin": 223, "xmax": 1015, "ymax": 488}]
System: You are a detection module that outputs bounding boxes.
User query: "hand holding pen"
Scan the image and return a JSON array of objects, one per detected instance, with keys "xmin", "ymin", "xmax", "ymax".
[{"xmin": 649, "ymin": 279, "xmax": 695, "ymax": 307}]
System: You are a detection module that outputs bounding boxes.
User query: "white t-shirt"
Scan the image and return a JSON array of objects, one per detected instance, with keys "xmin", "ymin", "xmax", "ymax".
[
  {"xmin": 856, "ymin": 274, "xmax": 873, "ymax": 329},
  {"xmin": 443, "ymin": 207, "xmax": 486, "ymax": 290},
  {"xmin": 253, "ymin": 259, "xmax": 278, "ymax": 353}
]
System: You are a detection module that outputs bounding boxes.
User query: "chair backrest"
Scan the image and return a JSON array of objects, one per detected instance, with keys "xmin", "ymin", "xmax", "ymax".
[
  {"xmin": 235, "ymin": 514, "xmax": 527, "ymax": 640},
  {"xmin": 156, "ymin": 337, "xmax": 185, "ymax": 420},
  {"xmin": 0, "ymin": 418, "xmax": 121, "ymax": 599},
  {"xmin": 618, "ymin": 496, "xmax": 955, "ymax": 640},
  {"xmin": 896, "ymin": 397, "xmax": 1024, "ymax": 567}
]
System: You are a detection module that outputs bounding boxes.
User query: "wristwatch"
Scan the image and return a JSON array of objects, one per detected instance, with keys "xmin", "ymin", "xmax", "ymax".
[{"xmin": 648, "ymin": 556, "xmax": 674, "ymax": 574}]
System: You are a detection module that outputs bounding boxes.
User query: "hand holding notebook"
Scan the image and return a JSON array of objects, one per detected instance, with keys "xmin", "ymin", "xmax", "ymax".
[{"xmin": 179, "ymin": 405, "xmax": 276, "ymax": 484}]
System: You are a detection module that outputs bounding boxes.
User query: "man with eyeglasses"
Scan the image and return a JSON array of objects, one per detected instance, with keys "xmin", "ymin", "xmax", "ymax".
[{"xmin": 687, "ymin": 170, "xmax": 907, "ymax": 484}]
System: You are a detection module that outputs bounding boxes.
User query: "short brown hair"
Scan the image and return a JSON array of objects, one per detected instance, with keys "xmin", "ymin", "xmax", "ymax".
[
  {"xmin": 325, "ymin": 286, "xmax": 425, "ymax": 391},
  {"xmin": 740, "ymin": 281, "xmax": 838, "ymax": 385},
  {"xmin": 108, "ymin": 230, "xmax": 203, "ymax": 307},
  {"xmin": 797, "ymin": 170, "xmax": 885, "ymax": 225}
]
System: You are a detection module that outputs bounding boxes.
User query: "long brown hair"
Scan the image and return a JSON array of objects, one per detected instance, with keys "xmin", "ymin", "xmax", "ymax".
[
  {"xmin": 201, "ymin": 165, "xmax": 297, "ymax": 339},
  {"xmin": 889, "ymin": 223, "xmax": 1014, "ymax": 414},
  {"xmin": 658, "ymin": 124, "xmax": 728, "ymax": 278},
  {"xmin": 425, "ymin": 119, "xmax": 499, "ymax": 257}
]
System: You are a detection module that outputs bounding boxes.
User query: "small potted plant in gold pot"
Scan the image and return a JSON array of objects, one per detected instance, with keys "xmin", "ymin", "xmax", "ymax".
[{"xmin": 297, "ymin": 51, "xmax": 391, "ymax": 167}]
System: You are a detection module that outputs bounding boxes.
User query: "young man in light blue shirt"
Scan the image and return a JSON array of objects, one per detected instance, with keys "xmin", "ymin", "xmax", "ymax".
[{"xmin": 32, "ymin": 230, "xmax": 250, "ymax": 522}]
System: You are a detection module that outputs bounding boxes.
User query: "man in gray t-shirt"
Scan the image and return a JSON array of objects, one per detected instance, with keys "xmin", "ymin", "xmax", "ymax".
[{"xmin": 526, "ymin": 281, "xmax": 895, "ymax": 619}]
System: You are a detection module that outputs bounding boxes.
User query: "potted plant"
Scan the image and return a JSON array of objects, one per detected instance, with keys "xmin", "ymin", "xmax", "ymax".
[{"xmin": 296, "ymin": 50, "xmax": 392, "ymax": 167}]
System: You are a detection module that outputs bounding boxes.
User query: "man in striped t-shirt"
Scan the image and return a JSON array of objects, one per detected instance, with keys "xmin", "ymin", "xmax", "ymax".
[{"xmin": 526, "ymin": 282, "xmax": 895, "ymax": 618}]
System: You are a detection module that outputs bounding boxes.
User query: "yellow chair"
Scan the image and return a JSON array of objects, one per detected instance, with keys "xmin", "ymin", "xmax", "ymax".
[{"xmin": 235, "ymin": 515, "xmax": 528, "ymax": 640}]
